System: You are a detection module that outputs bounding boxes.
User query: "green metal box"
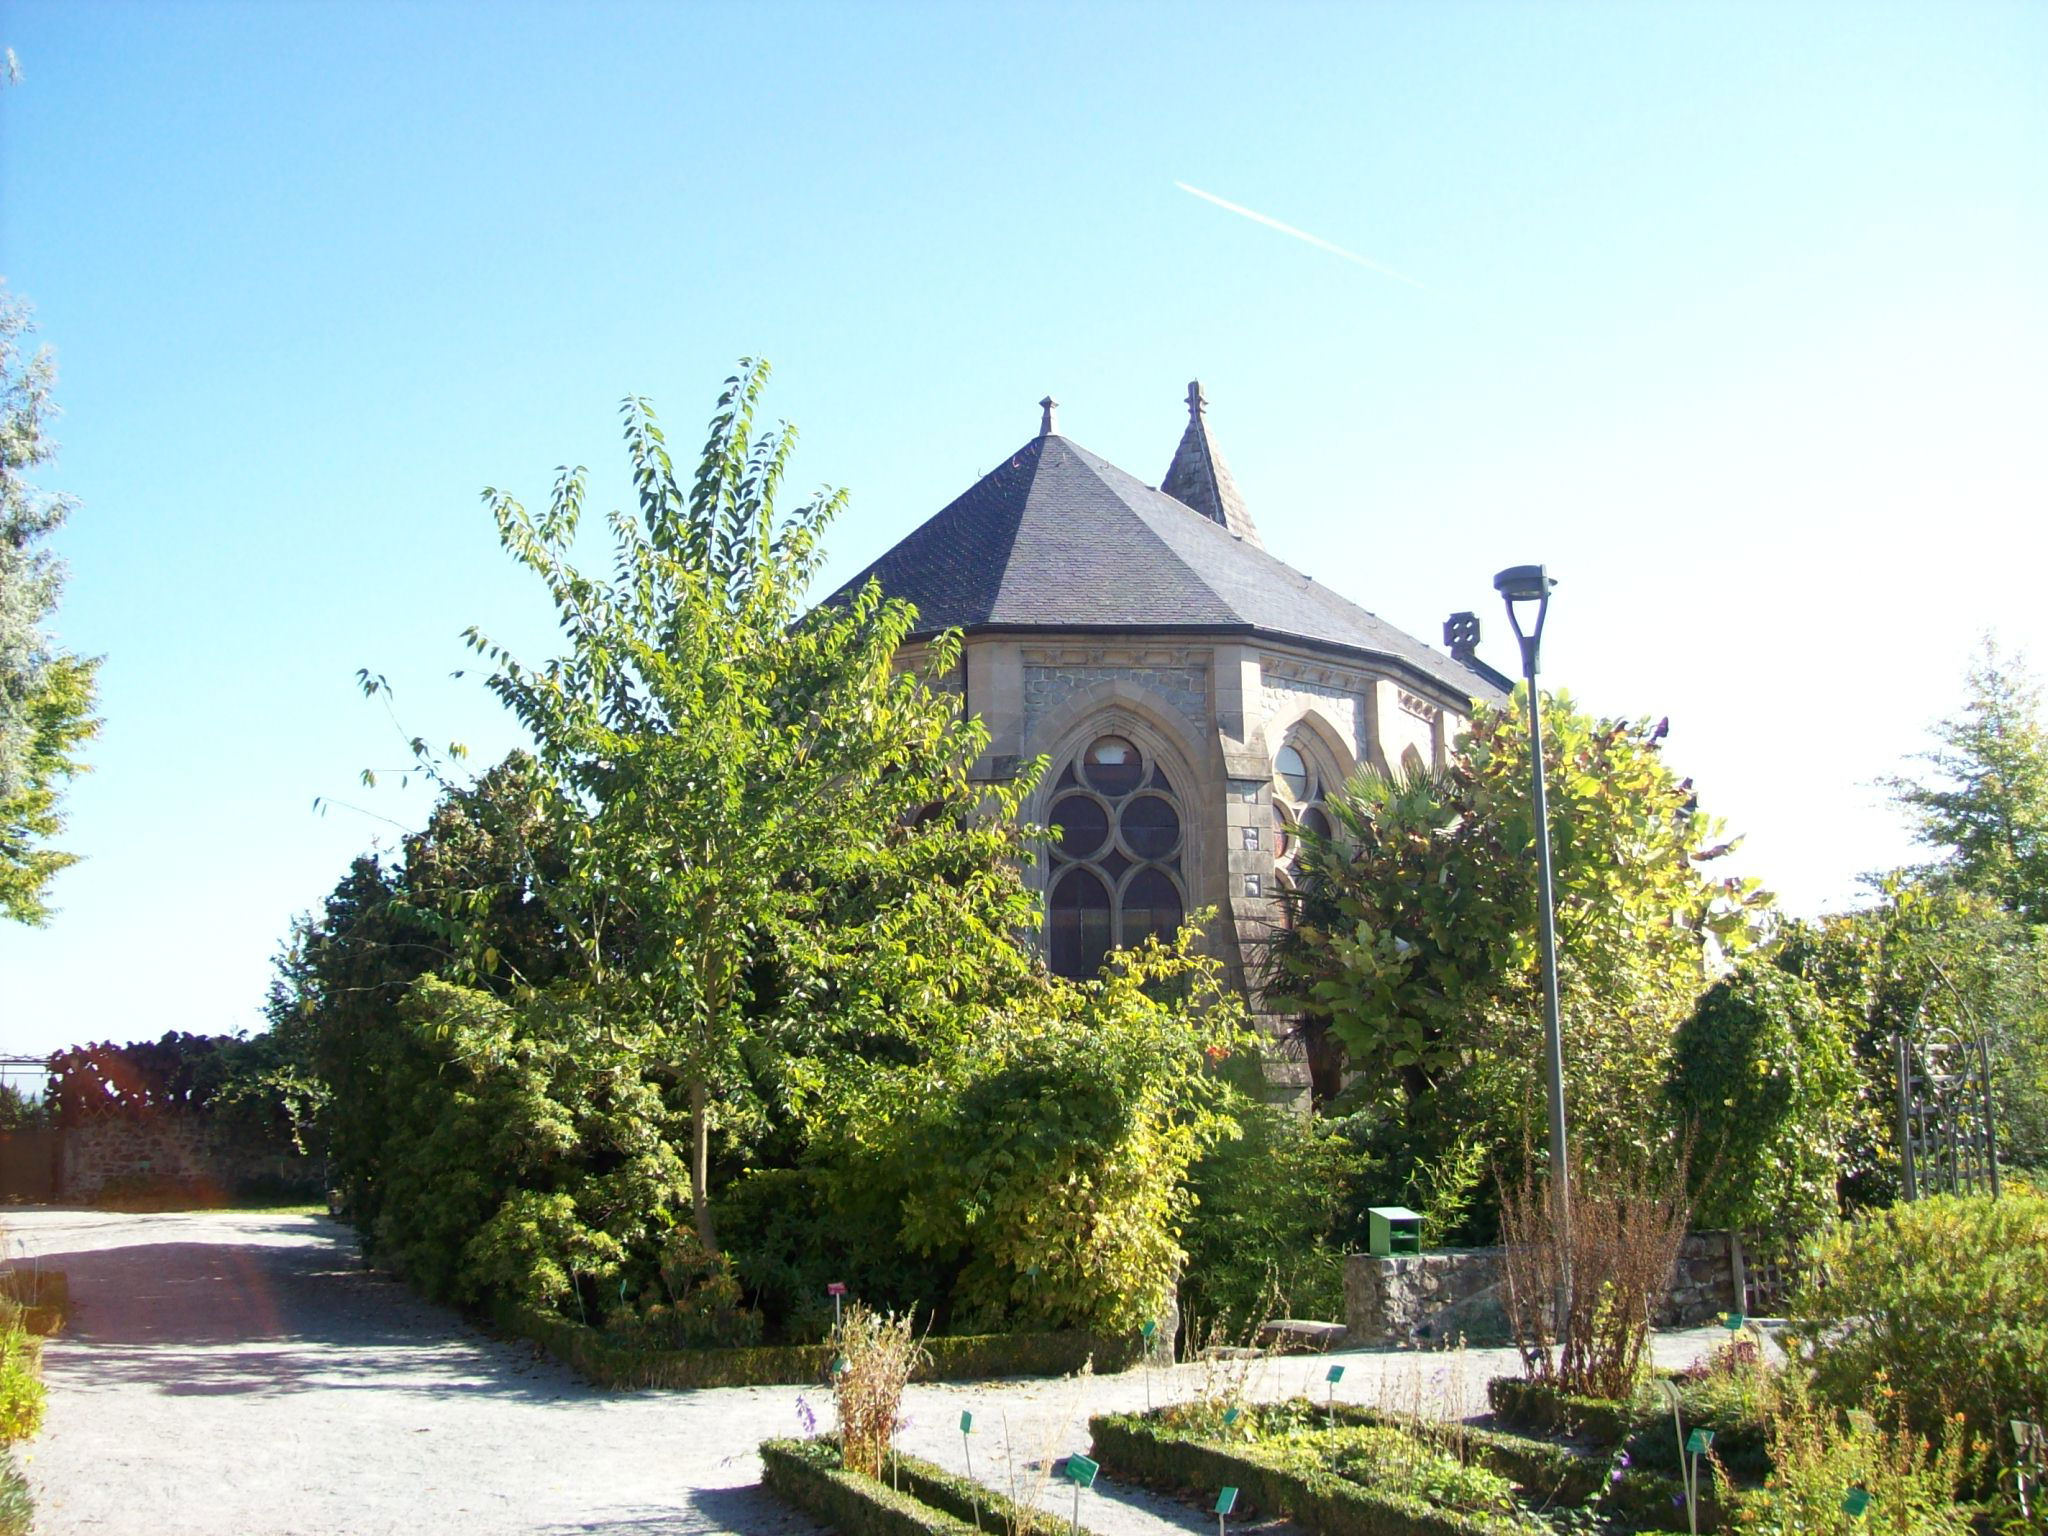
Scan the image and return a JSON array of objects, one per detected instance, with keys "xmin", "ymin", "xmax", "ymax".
[{"xmin": 1367, "ymin": 1205, "xmax": 1423, "ymax": 1257}]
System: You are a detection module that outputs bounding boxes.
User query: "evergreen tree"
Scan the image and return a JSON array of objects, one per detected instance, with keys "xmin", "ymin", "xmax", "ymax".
[
  {"xmin": 1888, "ymin": 641, "xmax": 2048, "ymax": 924},
  {"xmin": 0, "ymin": 285, "xmax": 99, "ymax": 923}
]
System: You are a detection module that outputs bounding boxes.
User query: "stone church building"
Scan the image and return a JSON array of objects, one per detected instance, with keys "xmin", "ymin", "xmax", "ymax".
[{"xmin": 834, "ymin": 384, "xmax": 1510, "ymax": 1095}]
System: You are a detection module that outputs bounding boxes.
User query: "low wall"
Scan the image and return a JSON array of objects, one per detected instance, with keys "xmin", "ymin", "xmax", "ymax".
[
  {"xmin": 59, "ymin": 1111, "xmax": 323, "ymax": 1200},
  {"xmin": 1344, "ymin": 1231, "xmax": 1741, "ymax": 1347}
]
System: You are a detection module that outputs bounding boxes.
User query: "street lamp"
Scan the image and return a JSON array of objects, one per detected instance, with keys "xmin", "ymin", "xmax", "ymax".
[{"xmin": 1494, "ymin": 564, "xmax": 1571, "ymax": 1250}]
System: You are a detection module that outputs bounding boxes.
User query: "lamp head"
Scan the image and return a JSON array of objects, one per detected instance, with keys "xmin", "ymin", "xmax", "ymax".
[
  {"xmin": 1492, "ymin": 564, "xmax": 1555, "ymax": 674},
  {"xmin": 1493, "ymin": 565, "xmax": 1555, "ymax": 603}
]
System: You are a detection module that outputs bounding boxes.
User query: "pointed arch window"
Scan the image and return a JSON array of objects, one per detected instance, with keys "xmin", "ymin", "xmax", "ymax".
[
  {"xmin": 1272, "ymin": 736, "xmax": 1336, "ymax": 897},
  {"xmin": 1045, "ymin": 735, "xmax": 1187, "ymax": 978}
]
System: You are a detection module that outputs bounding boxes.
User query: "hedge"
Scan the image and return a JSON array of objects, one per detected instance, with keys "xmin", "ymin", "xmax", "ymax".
[
  {"xmin": 1088, "ymin": 1412, "xmax": 1518, "ymax": 1536},
  {"xmin": 499, "ymin": 1302, "xmax": 1139, "ymax": 1390},
  {"xmin": 1484, "ymin": 1377, "xmax": 1636, "ymax": 1445},
  {"xmin": 761, "ymin": 1439, "xmax": 1101, "ymax": 1536}
]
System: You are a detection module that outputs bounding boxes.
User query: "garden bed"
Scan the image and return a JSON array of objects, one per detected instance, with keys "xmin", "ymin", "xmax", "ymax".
[
  {"xmin": 761, "ymin": 1437, "xmax": 1106, "ymax": 1536},
  {"xmin": 1487, "ymin": 1374, "xmax": 1771, "ymax": 1481},
  {"xmin": 1089, "ymin": 1399, "xmax": 1709, "ymax": 1536},
  {"xmin": 501, "ymin": 1302, "xmax": 1138, "ymax": 1389}
]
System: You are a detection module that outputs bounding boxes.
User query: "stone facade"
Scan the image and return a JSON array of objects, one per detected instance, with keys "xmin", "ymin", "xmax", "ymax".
[
  {"xmin": 956, "ymin": 630, "xmax": 1479, "ymax": 1100},
  {"xmin": 1343, "ymin": 1232, "xmax": 1746, "ymax": 1348},
  {"xmin": 58, "ymin": 1112, "xmax": 324, "ymax": 1201}
]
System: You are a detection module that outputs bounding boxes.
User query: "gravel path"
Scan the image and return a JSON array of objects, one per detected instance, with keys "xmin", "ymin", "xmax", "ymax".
[{"xmin": 2, "ymin": 1208, "xmax": 1729, "ymax": 1535}]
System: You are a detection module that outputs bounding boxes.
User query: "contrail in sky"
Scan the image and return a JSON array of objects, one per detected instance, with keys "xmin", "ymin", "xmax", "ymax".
[{"xmin": 1174, "ymin": 181, "xmax": 1430, "ymax": 292}]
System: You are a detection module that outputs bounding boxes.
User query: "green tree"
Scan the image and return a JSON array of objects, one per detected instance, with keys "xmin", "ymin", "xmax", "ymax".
[
  {"xmin": 452, "ymin": 364, "xmax": 1038, "ymax": 1253},
  {"xmin": 0, "ymin": 284, "xmax": 99, "ymax": 924},
  {"xmin": 1888, "ymin": 641, "xmax": 2048, "ymax": 924},
  {"xmin": 1666, "ymin": 958, "xmax": 1855, "ymax": 1244},
  {"xmin": 1276, "ymin": 692, "xmax": 1769, "ymax": 1179},
  {"xmin": 1785, "ymin": 876, "xmax": 2048, "ymax": 1202}
]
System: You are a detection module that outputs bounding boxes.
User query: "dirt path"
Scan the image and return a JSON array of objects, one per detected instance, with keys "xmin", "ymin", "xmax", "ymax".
[{"xmin": 3, "ymin": 1208, "xmax": 1727, "ymax": 1535}]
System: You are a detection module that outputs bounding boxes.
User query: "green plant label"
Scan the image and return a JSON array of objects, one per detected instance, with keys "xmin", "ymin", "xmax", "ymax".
[
  {"xmin": 1222, "ymin": 1407, "xmax": 1240, "ymax": 1426},
  {"xmin": 1847, "ymin": 1410, "xmax": 1878, "ymax": 1437},
  {"xmin": 1142, "ymin": 1320, "xmax": 1157, "ymax": 1341},
  {"xmin": 1686, "ymin": 1428, "xmax": 1714, "ymax": 1455},
  {"xmin": 831, "ymin": 1356, "xmax": 849, "ymax": 1376},
  {"xmin": 1065, "ymin": 1455, "xmax": 1099, "ymax": 1488},
  {"xmin": 1325, "ymin": 1365, "xmax": 1345, "ymax": 1384},
  {"xmin": 1842, "ymin": 1487, "xmax": 1871, "ymax": 1518},
  {"xmin": 1721, "ymin": 1311, "xmax": 1745, "ymax": 1331},
  {"xmin": 1214, "ymin": 1488, "xmax": 1239, "ymax": 1515},
  {"xmin": 960, "ymin": 1411, "xmax": 973, "ymax": 1434}
]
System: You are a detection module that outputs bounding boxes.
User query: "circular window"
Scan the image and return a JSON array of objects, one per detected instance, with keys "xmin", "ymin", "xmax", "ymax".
[
  {"xmin": 1120, "ymin": 794, "xmax": 1180, "ymax": 859},
  {"xmin": 1050, "ymin": 795, "xmax": 1109, "ymax": 860},
  {"xmin": 1272, "ymin": 801, "xmax": 1295, "ymax": 859},
  {"xmin": 1084, "ymin": 736, "xmax": 1144, "ymax": 798},
  {"xmin": 1301, "ymin": 805, "xmax": 1333, "ymax": 842},
  {"xmin": 1275, "ymin": 744, "xmax": 1310, "ymax": 801}
]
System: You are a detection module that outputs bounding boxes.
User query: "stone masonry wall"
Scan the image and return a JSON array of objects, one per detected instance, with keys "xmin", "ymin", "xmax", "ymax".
[
  {"xmin": 1345, "ymin": 1231, "xmax": 1743, "ymax": 1348},
  {"xmin": 1021, "ymin": 664, "xmax": 1209, "ymax": 741},
  {"xmin": 60, "ymin": 1112, "xmax": 324, "ymax": 1200}
]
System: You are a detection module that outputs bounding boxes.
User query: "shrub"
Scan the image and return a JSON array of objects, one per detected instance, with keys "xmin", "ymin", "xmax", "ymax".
[
  {"xmin": 0, "ymin": 1448, "xmax": 30, "ymax": 1536},
  {"xmin": 1789, "ymin": 1191, "xmax": 2048, "ymax": 1482},
  {"xmin": 1180, "ymin": 1098, "xmax": 1376, "ymax": 1342},
  {"xmin": 0, "ymin": 1318, "xmax": 42, "ymax": 1446},
  {"xmin": 1713, "ymin": 1367, "xmax": 1977, "ymax": 1536},
  {"xmin": 1499, "ymin": 1151, "xmax": 1690, "ymax": 1400},
  {"xmin": 834, "ymin": 1304, "xmax": 927, "ymax": 1479},
  {"xmin": 1667, "ymin": 961, "xmax": 1854, "ymax": 1247}
]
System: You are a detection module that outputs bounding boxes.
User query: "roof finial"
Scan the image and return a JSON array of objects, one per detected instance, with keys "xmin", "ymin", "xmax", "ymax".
[
  {"xmin": 1186, "ymin": 380, "xmax": 1206, "ymax": 418},
  {"xmin": 1039, "ymin": 395, "xmax": 1059, "ymax": 437}
]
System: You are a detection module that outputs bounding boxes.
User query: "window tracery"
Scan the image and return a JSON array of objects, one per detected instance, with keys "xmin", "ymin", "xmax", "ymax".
[{"xmin": 1045, "ymin": 734, "xmax": 1187, "ymax": 978}]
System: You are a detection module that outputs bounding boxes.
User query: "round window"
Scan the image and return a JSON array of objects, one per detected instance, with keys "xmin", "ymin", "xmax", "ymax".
[
  {"xmin": 1050, "ymin": 795, "xmax": 1109, "ymax": 860},
  {"xmin": 1275, "ymin": 744, "xmax": 1310, "ymax": 801},
  {"xmin": 1084, "ymin": 736, "xmax": 1144, "ymax": 798},
  {"xmin": 1120, "ymin": 794, "xmax": 1180, "ymax": 859},
  {"xmin": 1301, "ymin": 805, "xmax": 1333, "ymax": 842}
]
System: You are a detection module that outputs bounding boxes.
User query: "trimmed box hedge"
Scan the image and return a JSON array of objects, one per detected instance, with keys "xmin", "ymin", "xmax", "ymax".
[
  {"xmin": 500, "ymin": 1302, "xmax": 1137, "ymax": 1390},
  {"xmin": 1089, "ymin": 1411, "xmax": 1518, "ymax": 1536},
  {"xmin": 763, "ymin": 1439, "xmax": 983, "ymax": 1536},
  {"xmin": 1484, "ymin": 1377, "xmax": 1637, "ymax": 1445},
  {"xmin": 761, "ymin": 1438, "xmax": 1100, "ymax": 1536}
]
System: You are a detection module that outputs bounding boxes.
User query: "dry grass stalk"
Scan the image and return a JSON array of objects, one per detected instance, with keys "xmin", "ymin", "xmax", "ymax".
[
  {"xmin": 1500, "ymin": 1151, "xmax": 1690, "ymax": 1400},
  {"xmin": 832, "ymin": 1303, "xmax": 928, "ymax": 1479}
]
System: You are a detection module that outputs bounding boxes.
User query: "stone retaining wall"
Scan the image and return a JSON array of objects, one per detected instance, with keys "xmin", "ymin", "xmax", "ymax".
[
  {"xmin": 1344, "ymin": 1231, "xmax": 1743, "ymax": 1347},
  {"xmin": 59, "ymin": 1111, "xmax": 323, "ymax": 1200}
]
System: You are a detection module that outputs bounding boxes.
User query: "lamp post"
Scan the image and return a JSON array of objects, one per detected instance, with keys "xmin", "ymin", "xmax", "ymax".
[{"xmin": 1494, "ymin": 564, "xmax": 1571, "ymax": 1251}]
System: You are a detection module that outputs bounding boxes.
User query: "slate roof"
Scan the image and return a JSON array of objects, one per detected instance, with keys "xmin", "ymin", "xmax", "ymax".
[{"xmin": 830, "ymin": 429, "xmax": 1507, "ymax": 705}]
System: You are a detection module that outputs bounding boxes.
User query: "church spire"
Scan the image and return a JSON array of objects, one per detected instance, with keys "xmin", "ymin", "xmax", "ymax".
[{"xmin": 1160, "ymin": 380, "xmax": 1262, "ymax": 548}]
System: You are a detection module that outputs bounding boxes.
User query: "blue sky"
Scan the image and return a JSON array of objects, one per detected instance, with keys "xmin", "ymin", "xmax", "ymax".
[{"xmin": 2, "ymin": 0, "xmax": 2044, "ymax": 1060}]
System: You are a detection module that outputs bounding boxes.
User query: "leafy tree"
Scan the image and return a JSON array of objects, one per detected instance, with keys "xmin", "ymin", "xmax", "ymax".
[
  {"xmin": 1887, "ymin": 641, "xmax": 2048, "ymax": 924},
  {"xmin": 0, "ymin": 285, "xmax": 99, "ymax": 924},
  {"xmin": 1275, "ymin": 691, "xmax": 1769, "ymax": 1183},
  {"xmin": 279, "ymin": 752, "xmax": 580, "ymax": 1221},
  {"xmin": 1784, "ymin": 876, "xmax": 2048, "ymax": 1203},
  {"xmin": 1666, "ymin": 958, "xmax": 1855, "ymax": 1245},
  {"xmin": 445, "ymin": 364, "xmax": 1041, "ymax": 1252}
]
